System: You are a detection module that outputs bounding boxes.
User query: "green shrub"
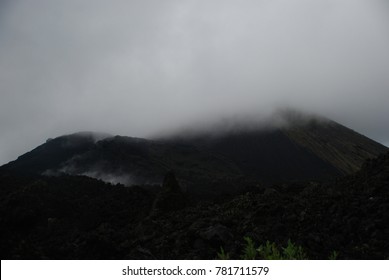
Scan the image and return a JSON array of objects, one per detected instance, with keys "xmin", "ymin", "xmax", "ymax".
[
  {"xmin": 219, "ymin": 237, "xmax": 309, "ymax": 260},
  {"xmin": 241, "ymin": 236, "xmax": 258, "ymax": 260},
  {"xmin": 217, "ymin": 247, "xmax": 230, "ymax": 260},
  {"xmin": 256, "ymin": 239, "xmax": 307, "ymax": 260},
  {"xmin": 329, "ymin": 250, "xmax": 338, "ymax": 260},
  {"xmin": 257, "ymin": 240, "xmax": 282, "ymax": 260},
  {"xmin": 281, "ymin": 239, "xmax": 307, "ymax": 260},
  {"xmin": 217, "ymin": 238, "xmax": 341, "ymax": 260}
]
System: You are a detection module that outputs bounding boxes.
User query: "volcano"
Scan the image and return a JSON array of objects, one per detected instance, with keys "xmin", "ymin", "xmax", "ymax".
[
  {"xmin": 1, "ymin": 111, "xmax": 387, "ymax": 194},
  {"xmin": 1, "ymin": 111, "xmax": 389, "ymax": 260}
]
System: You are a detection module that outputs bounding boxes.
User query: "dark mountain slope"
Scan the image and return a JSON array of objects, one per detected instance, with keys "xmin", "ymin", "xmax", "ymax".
[
  {"xmin": 2, "ymin": 132, "xmax": 110, "ymax": 175},
  {"xmin": 284, "ymin": 119, "xmax": 387, "ymax": 174},
  {"xmin": 132, "ymin": 152, "xmax": 389, "ymax": 260},
  {"xmin": 170, "ymin": 116, "xmax": 387, "ymax": 183},
  {"xmin": 1, "ymin": 112, "xmax": 387, "ymax": 190},
  {"xmin": 54, "ymin": 135, "xmax": 243, "ymax": 193},
  {"xmin": 1, "ymin": 134, "xmax": 243, "ymax": 194},
  {"xmin": 0, "ymin": 173, "xmax": 155, "ymax": 259},
  {"xmin": 179, "ymin": 129, "xmax": 341, "ymax": 182},
  {"xmin": 1, "ymin": 152, "xmax": 389, "ymax": 259}
]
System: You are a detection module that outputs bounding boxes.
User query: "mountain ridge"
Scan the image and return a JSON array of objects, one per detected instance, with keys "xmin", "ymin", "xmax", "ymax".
[{"xmin": 1, "ymin": 112, "xmax": 387, "ymax": 193}]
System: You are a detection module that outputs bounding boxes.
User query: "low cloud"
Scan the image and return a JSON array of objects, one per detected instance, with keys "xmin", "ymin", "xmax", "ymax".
[{"xmin": 1, "ymin": 0, "xmax": 388, "ymax": 164}]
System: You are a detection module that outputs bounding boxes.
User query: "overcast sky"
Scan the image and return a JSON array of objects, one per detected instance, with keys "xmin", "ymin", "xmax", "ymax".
[{"xmin": 1, "ymin": 0, "xmax": 388, "ymax": 165}]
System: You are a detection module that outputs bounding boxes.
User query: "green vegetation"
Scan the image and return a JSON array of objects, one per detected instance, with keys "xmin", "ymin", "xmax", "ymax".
[
  {"xmin": 218, "ymin": 238, "xmax": 341, "ymax": 260},
  {"xmin": 329, "ymin": 250, "xmax": 339, "ymax": 260},
  {"xmin": 219, "ymin": 238, "xmax": 308, "ymax": 260},
  {"xmin": 217, "ymin": 247, "xmax": 230, "ymax": 260},
  {"xmin": 278, "ymin": 239, "xmax": 307, "ymax": 260},
  {"xmin": 256, "ymin": 240, "xmax": 282, "ymax": 260},
  {"xmin": 241, "ymin": 236, "xmax": 258, "ymax": 260},
  {"xmin": 251, "ymin": 238, "xmax": 307, "ymax": 260}
]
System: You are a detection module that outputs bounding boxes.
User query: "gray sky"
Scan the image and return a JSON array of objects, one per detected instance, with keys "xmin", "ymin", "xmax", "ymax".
[{"xmin": 1, "ymin": 0, "xmax": 389, "ymax": 165}]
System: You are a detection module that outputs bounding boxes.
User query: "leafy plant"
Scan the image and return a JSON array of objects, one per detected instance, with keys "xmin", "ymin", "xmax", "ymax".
[
  {"xmin": 281, "ymin": 239, "xmax": 307, "ymax": 260},
  {"xmin": 217, "ymin": 247, "xmax": 230, "ymax": 260},
  {"xmin": 329, "ymin": 250, "xmax": 338, "ymax": 260},
  {"xmin": 257, "ymin": 240, "xmax": 282, "ymax": 260},
  {"xmin": 241, "ymin": 237, "xmax": 257, "ymax": 260},
  {"xmin": 220, "ymin": 238, "xmax": 309, "ymax": 260}
]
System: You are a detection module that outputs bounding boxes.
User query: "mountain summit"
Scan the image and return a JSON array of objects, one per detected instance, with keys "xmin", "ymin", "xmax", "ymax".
[
  {"xmin": 1, "ymin": 112, "xmax": 387, "ymax": 193},
  {"xmin": 165, "ymin": 110, "xmax": 387, "ymax": 183}
]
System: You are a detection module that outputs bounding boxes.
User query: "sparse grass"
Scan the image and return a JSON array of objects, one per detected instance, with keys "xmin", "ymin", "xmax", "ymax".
[
  {"xmin": 329, "ymin": 250, "xmax": 339, "ymax": 260},
  {"xmin": 219, "ymin": 237, "xmax": 309, "ymax": 260},
  {"xmin": 217, "ymin": 247, "xmax": 230, "ymax": 260},
  {"xmin": 218, "ymin": 238, "xmax": 341, "ymax": 260},
  {"xmin": 241, "ymin": 236, "xmax": 257, "ymax": 260},
  {"xmin": 257, "ymin": 239, "xmax": 307, "ymax": 260},
  {"xmin": 257, "ymin": 240, "xmax": 282, "ymax": 260},
  {"xmin": 280, "ymin": 239, "xmax": 307, "ymax": 260}
]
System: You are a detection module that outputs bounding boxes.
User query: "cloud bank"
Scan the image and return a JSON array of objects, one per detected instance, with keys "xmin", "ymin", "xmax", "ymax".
[{"xmin": 1, "ymin": 0, "xmax": 388, "ymax": 164}]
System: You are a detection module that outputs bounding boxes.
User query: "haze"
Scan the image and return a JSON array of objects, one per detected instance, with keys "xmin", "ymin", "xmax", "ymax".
[{"xmin": 1, "ymin": 0, "xmax": 389, "ymax": 165}]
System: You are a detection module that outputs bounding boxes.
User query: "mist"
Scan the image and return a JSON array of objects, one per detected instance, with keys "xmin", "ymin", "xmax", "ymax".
[{"xmin": 1, "ymin": 0, "xmax": 389, "ymax": 165}]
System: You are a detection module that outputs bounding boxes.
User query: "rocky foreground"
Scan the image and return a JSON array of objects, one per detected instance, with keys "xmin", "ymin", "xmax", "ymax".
[{"xmin": 1, "ymin": 153, "xmax": 389, "ymax": 259}]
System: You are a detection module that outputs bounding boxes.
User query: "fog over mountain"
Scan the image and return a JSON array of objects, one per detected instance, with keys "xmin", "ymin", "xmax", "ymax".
[{"xmin": 1, "ymin": 0, "xmax": 389, "ymax": 164}]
